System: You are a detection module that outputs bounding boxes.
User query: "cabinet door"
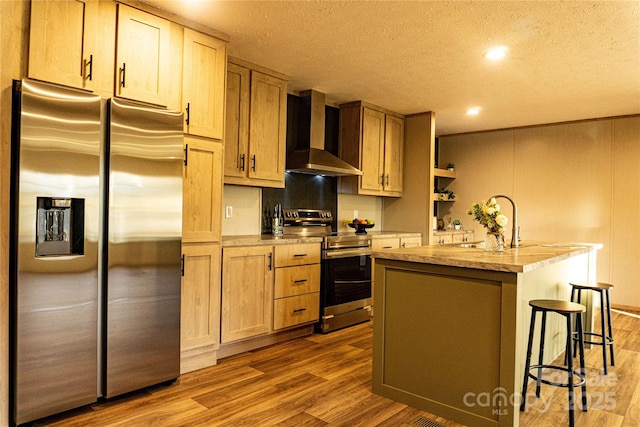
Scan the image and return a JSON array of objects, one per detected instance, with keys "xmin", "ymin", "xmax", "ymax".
[
  {"xmin": 183, "ymin": 29, "xmax": 226, "ymax": 139},
  {"xmin": 401, "ymin": 236, "xmax": 422, "ymax": 248},
  {"xmin": 29, "ymin": 0, "xmax": 98, "ymax": 90},
  {"xmin": 224, "ymin": 63, "xmax": 250, "ymax": 179},
  {"xmin": 116, "ymin": 4, "xmax": 170, "ymax": 105},
  {"xmin": 247, "ymin": 71, "xmax": 287, "ymax": 184},
  {"xmin": 360, "ymin": 107, "xmax": 385, "ymax": 192},
  {"xmin": 384, "ymin": 115, "xmax": 404, "ymax": 195},
  {"xmin": 183, "ymin": 136, "xmax": 222, "ymax": 243},
  {"xmin": 221, "ymin": 246, "xmax": 273, "ymax": 343},
  {"xmin": 181, "ymin": 243, "xmax": 221, "ymax": 354}
]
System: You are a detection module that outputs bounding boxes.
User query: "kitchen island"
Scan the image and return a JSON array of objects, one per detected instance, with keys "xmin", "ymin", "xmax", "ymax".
[{"xmin": 371, "ymin": 241, "xmax": 600, "ymax": 427}]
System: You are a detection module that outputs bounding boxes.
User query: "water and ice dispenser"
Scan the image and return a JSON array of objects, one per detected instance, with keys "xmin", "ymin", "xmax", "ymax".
[{"xmin": 36, "ymin": 197, "xmax": 85, "ymax": 256}]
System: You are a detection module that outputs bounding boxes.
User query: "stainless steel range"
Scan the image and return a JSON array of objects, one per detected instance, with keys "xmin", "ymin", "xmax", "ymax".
[{"xmin": 283, "ymin": 209, "xmax": 373, "ymax": 333}]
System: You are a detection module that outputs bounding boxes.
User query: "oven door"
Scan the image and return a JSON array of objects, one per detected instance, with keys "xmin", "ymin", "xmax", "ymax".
[{"xmin": 319, "ymin": 253, "xmax": 372, "ymax": 332}]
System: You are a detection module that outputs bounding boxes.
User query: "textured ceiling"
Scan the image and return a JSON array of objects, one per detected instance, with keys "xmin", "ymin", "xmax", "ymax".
[{"xmin": 145, "ymin": 0, "xmax": 640, "ymax": 135}]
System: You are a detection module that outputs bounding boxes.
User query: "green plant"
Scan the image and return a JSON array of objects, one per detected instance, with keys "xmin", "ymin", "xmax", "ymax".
[
  {"xmin": 446, "ymin": 162, "xmax": 455, "ymax": 169},
  {"xmin": 435, "ymin": 188, "xmax": 455, "ymax": 200},
  {"xmin": 453, "ymin": 219, "xmax": 461, "ymax": 226}
]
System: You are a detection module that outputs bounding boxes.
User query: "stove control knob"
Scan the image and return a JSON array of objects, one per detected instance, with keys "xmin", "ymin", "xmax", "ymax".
[{"xmin": 326, "ymin": 212, "xmax": 332, "ymax": 218}]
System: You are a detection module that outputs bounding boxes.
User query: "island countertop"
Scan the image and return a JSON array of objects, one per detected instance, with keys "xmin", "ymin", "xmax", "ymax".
[{"xmin": 372, "ymin": 240, "xmax": 602, "ymax": 274}]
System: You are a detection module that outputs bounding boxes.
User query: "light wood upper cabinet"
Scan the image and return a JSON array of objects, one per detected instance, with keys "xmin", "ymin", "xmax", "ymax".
[
  {"xmin": 224, "ymin": 58, "xmax": 287, "ymax": 188},
  {"xmin": 29, "ymin": 0, "xmax": 96, "ymax": 89},
  {"xmin": 224, "ymin": 62, "xmax": 250, "ymax": 179},
  {"xmin": 183, "ymin": 136, "xmax": 222, "ymax": 243},
  {"xmin": 338, "ymin": 101, "xmax": 405, "ymax": 197},
  {"xmin": 360, "ymin": 108, "xmax": 386, "ymax": 192},
  {"xmin": 115, "ymin": 4, "xmax": 171, "ymax": 106},
  {"xmin": 221, "ymin": 245, "xmax": 273, "ymax": 343},
  {"xmin": 183, "ymin": 29, "xmax": 227, "ymax": 139},
  {"xmin": 180, "ymin": 242, "xmax": 220, "ymax": 373},
  {"xmin": 28, "ymin": 0, "xmax": 115, "ymax": 96},
  {"xmin": 384, "ymin": 115, "xmax": 405, "ymax": 195}
]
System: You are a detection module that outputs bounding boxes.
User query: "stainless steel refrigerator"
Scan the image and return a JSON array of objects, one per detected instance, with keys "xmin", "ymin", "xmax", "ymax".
[{"xmin": 10, "ymin": 79, "xmax": 183, "ymax": 425}]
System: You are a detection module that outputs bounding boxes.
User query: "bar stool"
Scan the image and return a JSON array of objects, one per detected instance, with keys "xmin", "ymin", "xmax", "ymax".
[
  {"xmin": 569, "ymin": 281, "xmax": 615, "ymax": 374},
  {"xmin": 520, "ymin": 299, "xmax": 587, "ymax": 427}
]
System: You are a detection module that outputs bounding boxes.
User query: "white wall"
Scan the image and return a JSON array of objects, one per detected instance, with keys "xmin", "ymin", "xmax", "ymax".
[
  {"xmin": 439, "ymin": 116, "xmax": 640, "ymax": 308},
  {"xmin": 337, "ymin": 194, "xmax": 383, "ymax": 233},
  {"xmin": 221, "ymin": 185, "xmax": 262, "ymax": 236}
]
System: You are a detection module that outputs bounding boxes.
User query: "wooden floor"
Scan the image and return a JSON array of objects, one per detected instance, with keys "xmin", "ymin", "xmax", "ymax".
[{"xmin": 34, "ymin": 310, "xmax": 640, "ymax": 427}]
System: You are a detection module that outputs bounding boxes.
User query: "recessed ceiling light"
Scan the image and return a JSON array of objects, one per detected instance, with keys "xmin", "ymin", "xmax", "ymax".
[
  {"xmin": 467, "ymin": 107, "xmax": 481, "ymax": 115},
  {"xmin": 485, "ymin": 46, "xmax": 508, "ymax": 60}
]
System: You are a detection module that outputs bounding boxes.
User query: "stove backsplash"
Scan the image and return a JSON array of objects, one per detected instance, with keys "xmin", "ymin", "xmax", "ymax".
[{"xmin": 262, "ymin": 173, "xmax": 338, "ymax": 233}]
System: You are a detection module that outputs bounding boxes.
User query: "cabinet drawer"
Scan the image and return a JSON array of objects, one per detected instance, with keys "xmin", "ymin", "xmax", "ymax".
[
  {"xmin": 274, "ymin": 265, "xmax": 320, "ymax": 298},
  {"xmin": 273, "ymin": 293, "xmax": 320, "ymax": 330},
  {"xmin": 372, "ymin": 237, "xmax": 400, "ymax": 250},
  {"xmin": 274, "ymin": 243, "xmax": 320, "ymax": 267}
]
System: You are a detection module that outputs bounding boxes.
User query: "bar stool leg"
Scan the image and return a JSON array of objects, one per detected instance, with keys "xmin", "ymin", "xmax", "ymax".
[
  {"xmin": 536, "ymin": 311, "xmax": 547, "ymax": 397},
  {"xmin": 572, "ymin": 288, "xmax": 583, "ymax": 357},
  {"xmin": 597, "ymin": 289, "xmax": 609, "ymax": 375},
  {"xmin": 566, "ymin": 313, "xmax": 576, "ymax": 427},
  {"xmin": 577, "ymin": 312, "xmax": 588, "ymax": 411},
  {"xmin": 605, "ymin": 289, "xmax": 615, "ymax": 366},
  {"xmin": 521, "ymin": 308, "xmax": 537, "ymax": 412}
]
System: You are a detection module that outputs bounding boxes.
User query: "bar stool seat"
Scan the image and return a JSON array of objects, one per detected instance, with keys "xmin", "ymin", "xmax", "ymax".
[
  {"xmin": 521, "ymin": 299, "xmax": 587, "ymax": 427},
  {"xmin": 569, "ymin": 281, "xmax": 615, "ymax": 375}
]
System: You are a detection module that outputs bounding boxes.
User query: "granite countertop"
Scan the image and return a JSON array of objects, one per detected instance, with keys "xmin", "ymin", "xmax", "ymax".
[
  {"xmin": 222, "ymin": 234, "xmax": 324, "ymax": 247},
  {"xmin": 372, "ymin": 241, "xmax": 602, "ymax": 273},
  {"xmin": 222, "ymin": 231, "xmax": 422, "ymax": 247}
]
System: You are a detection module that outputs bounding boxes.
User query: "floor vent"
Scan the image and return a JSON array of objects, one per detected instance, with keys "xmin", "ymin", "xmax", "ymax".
[{"xmin": 412, "ymin": 416, "xmax": 446, "ymax": 427}]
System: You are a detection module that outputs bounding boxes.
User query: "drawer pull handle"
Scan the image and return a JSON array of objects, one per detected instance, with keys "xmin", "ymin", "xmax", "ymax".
[
  {"xmin": 383, "ymin": 246, "xmax": 393, "ymax": 249},
  {"xmin": 293, "ymin": 253, "xmax": 307, "ymax": 257},
  {"xmin": 293, "ymin": 279, "xmax": 308, "ymax": 284},
  {"xmin": 293, "ymin": 308, "xmax": 307, "ymax": 313}
]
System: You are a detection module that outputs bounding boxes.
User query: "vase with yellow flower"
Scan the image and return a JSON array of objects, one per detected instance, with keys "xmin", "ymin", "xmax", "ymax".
[{"xmin": 466, "ymin": 198, "xmax": 509, "ymax": 252}]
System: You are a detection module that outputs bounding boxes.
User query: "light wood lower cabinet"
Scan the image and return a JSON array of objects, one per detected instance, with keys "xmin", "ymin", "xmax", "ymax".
[
  {"xmin": 372, "ymin": 237, "xmax": 400, "ymax": 250},
  {"xmin": 433, "ymin": 231, "xmax": 474, "ymax": 245},
  {"xmin": 221, "ymin": 245, "xmax": 273, "ymax": 343},
  {"xmin": 273, "ymin": 243, "xmax": 321, "ymax": 331},
  {"xmin": 180, "ymin": 243, "xmax": 221, "ymax": 374},
  {"xmin": 401, "ymin": 236, "xmax": 422, "ymax": 248}
]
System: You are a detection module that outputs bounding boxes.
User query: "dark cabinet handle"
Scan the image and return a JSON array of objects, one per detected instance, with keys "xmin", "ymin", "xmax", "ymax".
[
  {"xmin": 268, "ymin": 253, "xmax": 272, "ymax": 270},
  {"xmin": 84, "ymin": 54, "xmax": 93, "ymax": 81},
  {"xmin": 185, "ymin": 102, "xmax": 190, "ymax": 125},
  {"xmin": 293, "ymin": 308, "xmax": 307, "ymax": 313},
  {"xmin": 379, "ymin": 174, "xmax": 384, "ymax": 185},
  {"xmin": 383, "ymin": 246, "xmax": 393, "ymax": 249},
  {"xmin": 180, "ymin": 254, "xmax": 185, "ymax": 277},
  {"xmin": 184, "ymin": 144, "xmax": 188, "ymax": 166},
  {"xmin": 386, "ymin": 174, "xmax": 390, "ymax": 186},
  {"xmin": 120, "ymin": 63, "xmax": 126, "ymax": 88},
  {"xmin": 240, "ymin": 154, "xmax": 245, "ymax": 171},
  {"xmin": 293, "ymin": 279, "xmax": 308, "ymax": 284},
  {"xmin": 251, "ymin": 155, "xmax": 256, "ymax": 171},
  {"xmin": 293, "ymin": 253, "xmax": 307, "ymax": 257}
]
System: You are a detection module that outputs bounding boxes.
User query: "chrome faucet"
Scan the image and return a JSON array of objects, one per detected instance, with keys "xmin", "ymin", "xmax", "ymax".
[{"xmin": 489, "ymin": 194, "xmax": 520, "ymax": 248}]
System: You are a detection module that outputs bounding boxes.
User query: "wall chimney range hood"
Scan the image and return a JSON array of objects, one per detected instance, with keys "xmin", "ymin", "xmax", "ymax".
[{"xmin": 286, "ymin": 90, "xmax": 362, "ymax": 177}]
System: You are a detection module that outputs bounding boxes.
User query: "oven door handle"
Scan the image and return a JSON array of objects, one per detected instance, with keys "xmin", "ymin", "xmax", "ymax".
[
  {"xmin": 334, "ymin": 279, "xmax": 371, "ymax": 284},
  {"xmin": 322, "ymin": 249, "xmax": 372, "ymax": 259}
]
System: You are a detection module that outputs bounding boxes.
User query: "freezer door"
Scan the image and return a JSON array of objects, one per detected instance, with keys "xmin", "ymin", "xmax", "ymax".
[
  {"xmin": 105, "ymin": 98, "xmax": 183, "ymax": 397},
  {"xmin": 11, "ymin": 79, "xmax": 101, "ymax": 425}
]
